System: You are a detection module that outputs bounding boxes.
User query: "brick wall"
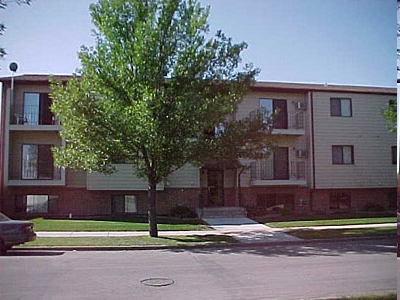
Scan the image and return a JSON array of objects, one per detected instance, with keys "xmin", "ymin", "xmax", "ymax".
[{"xmin": 2, "ymin": 186, "xmax": 200, "ymax": 218}]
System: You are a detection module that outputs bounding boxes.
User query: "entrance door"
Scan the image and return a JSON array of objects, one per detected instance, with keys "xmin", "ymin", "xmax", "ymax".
[{"xmin": 208, "ymin": 170, "xmax": 224, "ymax": 206}]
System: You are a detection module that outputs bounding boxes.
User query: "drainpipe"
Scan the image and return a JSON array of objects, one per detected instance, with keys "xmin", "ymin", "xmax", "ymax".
[
  {"xmin": 237, "ymin": 167, "xmax": 246, "ymax": 207},
  {"xmin": 1, "ymin": 65, "xmax": 17, "ymax": 212},
  {"xmin": 309, "ymin": 91, "xmax": 316, "ymax": 212}
]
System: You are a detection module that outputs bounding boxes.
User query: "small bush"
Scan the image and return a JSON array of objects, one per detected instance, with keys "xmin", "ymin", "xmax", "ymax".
[
  {"xmin": 363, "ymin": 203, "xmax": 385, "ymax": 212},
  {"xmin": 245, "ymin": 206, "xmax": 266, "ymax": 217},
  {"xmin": 170, "ymin": 206, "xmax": 197, "ymax": 219}
]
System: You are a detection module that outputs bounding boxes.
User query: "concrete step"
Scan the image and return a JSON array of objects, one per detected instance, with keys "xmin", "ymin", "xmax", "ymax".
[{"xmin": 197, "ymin": 206, "xmax": 246, "ymax": 218}]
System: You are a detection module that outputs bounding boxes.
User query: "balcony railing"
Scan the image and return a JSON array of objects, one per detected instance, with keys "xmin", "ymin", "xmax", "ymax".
[
  {"xmin": 250, "ymin": 160, "xmax": 307, "ymax": 181},
  {"xmin": 249, "ymin": 109, "xmax": 305, "ymax": 131},
  {"xmin": 9, "ymin": 160, "xmax": 62, "ymax": 181},
  {"xmin": 10, "ymin": 105, "xmax": 59, "ymax": 125}
]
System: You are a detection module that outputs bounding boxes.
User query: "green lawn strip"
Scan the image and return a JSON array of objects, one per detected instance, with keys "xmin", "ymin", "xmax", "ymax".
[
  {"xmin": 327, "ymin": 293, "xmax": 396, "ymax": 300},
  {"xmin": 31, "ymin": 218, "xmax": 208, "ymax": 232},
  {"xmin": 287, "ymin": 226, "xmax": 396, "ymax": 240},
  {"xmin": 21, "ymin": 235, "xmax": 237, "ymax": 247},
  {"xmin": 266, "ymin": 217, "xmax": 396, "ymax": 228}
]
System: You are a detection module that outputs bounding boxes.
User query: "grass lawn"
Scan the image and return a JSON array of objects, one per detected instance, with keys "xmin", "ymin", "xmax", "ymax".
[
  {"xmin": 287, "ymin": 226, "xmax": 396, "ymax": 240},
  {"xmin": 22, "ymin": 235, "xmax": 237, "ymax": 247},
  {"xmin": 31, "ymin": 217, "xmax": 208, "ymax": 232},
  {"xmin": 266, "ymin": 217, "xmax": 396, "ymax": 228}
]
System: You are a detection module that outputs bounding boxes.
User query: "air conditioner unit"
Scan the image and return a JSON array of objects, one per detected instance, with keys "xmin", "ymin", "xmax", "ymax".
[
  {"xmin": 296, "ymin": 149, "xmax": 308, "ymax": 158},
  {"xmin": 297, "ymin": 102, "xmax": 307, "ymax": 110}
]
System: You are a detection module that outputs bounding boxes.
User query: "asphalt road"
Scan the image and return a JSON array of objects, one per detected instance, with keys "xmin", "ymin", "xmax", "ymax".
[{"xmin": 0, "ymin": 238, "xmax": 396, "ymax": 300}]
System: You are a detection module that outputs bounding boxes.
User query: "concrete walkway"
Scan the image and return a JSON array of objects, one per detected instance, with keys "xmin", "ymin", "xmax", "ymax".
[{"xmin": 202, "ymin": 217, "xmax": 302, "ymax": 243}]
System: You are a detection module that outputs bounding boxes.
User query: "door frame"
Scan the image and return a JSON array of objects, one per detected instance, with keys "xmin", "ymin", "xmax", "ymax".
[{"xmin": 207, "ymin": 169, "xmax": 224, "ymax": 207}]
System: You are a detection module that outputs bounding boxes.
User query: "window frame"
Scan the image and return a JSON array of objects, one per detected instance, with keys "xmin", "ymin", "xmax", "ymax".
[
  {"xmin": 391, "ymin": 146, "xmax": 397, "ymax": 165},
  {"xmin": 111, "ymin": 195, "xmax": 138, "ymax": 213},
  {"xmin": 21, "ymin": 144, "xmax": 55, "ymax": 180},
  {"xmin": 23, "ymin": 92, "xmax": 54, "ymax": 125},
  {"xmin": 259, "ymin": 98, "xmax": 288, "ymax": 129},
  {"xmin": 329, "ymin": 192, "xmax": 351, "ymax": 210},
  {"xmin": 330, "ymin": 98, "xmax": 352, "ymax": 117},
  {"xmin": 332, "ymin": 145, "xmax": 354, "ymax": 165}
]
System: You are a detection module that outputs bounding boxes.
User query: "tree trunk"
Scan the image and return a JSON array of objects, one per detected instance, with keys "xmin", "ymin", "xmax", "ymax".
[{"xmin": 148, "ymin": 182, "xmax": 158, "ymax": 237}]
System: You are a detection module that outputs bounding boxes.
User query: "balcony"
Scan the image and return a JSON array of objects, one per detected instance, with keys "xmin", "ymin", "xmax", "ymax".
[
  {"xmin": 250, "ymin": 159, "xmax": 307, "ymax": 186},
  {"xmin": 10, "ymin": 105, "xmax": 60, "ymax": 131},
  {"xmin": 249, "ymin": 109, "xmax": 305, "ymax": 135},
  {"xmin": 7, "ymin": 159, "xmax": 64, "ymax": 186}
]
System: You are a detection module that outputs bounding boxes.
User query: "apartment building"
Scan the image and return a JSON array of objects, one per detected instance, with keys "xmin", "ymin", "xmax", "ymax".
[{"xmin": 0, "ymin": 75, "xmax": 396, "ymax": 218}]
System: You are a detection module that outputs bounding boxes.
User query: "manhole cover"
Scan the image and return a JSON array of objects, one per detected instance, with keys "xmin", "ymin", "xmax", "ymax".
[{"xmin": 140, "ymin": 278, "xmax": 174, "ymax": 287}]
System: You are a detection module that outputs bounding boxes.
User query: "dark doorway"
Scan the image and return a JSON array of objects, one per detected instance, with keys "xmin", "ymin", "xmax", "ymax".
[
  {"xmin": 207, "ymin": 170, "xmax": 224, "ymax": 206},
  {"xmin": 273, "ymin": 99, "xmax": 288, "ymax": 129},
  {"xmin": 274, "ymin": 147, "xmax": 289, "ymax": 180}
]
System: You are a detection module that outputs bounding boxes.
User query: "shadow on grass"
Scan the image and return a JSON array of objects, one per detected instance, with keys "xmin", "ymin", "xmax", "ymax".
[
  {"xmin": 287, "ymin": 227, "xmax": 396, "ymax": 240},
  {"xmin": 158, "ymin": 234, "xmax": 238, "ymax": 244},
  {"xmin": 37, "ymin": 215, "xmax": 205, "ymax": 225}
]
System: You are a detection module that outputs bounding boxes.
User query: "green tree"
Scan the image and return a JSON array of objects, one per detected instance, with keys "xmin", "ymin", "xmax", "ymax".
[{"xmin": 50, "ymin": 0, "xmax": 270, "ymax": 237}]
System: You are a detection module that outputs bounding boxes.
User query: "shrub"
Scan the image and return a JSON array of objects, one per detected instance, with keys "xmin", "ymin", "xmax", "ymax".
[
  {"xmin": 245, "ymin": 206, "xmax": 266, "ymax": 217},
  {"xmin": 170, "ymin": 206, "xmax": 197, "ymax": 219}
]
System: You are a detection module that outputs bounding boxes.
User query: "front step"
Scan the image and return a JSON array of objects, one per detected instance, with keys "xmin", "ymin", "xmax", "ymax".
[{"xmin": 196, "ymin": 206, "xmax": 246, "ymax": 218}]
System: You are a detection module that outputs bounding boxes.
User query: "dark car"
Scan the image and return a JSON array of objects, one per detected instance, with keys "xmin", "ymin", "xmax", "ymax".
[{"xmin": 0, "ymin": 212, "xmax": 36, "ymax": 254}]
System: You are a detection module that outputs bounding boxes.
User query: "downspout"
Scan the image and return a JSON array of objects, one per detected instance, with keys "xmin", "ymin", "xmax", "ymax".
[
  {"xmin": 238, "ymin": 166, "xmax": 246, "ymax": 207},
  {"xmin": 0, "ymin": 80, "xmax": 11, "ymax": 212},
  {"xmin": 309, "ymin": 91, "xmax": 316, "ymax": 212}
]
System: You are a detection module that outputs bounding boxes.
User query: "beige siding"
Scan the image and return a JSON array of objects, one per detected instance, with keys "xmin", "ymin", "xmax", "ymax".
[
  {"xmin": 66, "ymin": 170, "xmax": 87, "ymax": 188},
  {"xmin": 87, "ymin": 164, "xmax": 164, "ymax": 191},
  {"xmin": 312, "ymin": 92, "xmax": 396, "ymax": 188},
  {"xmin": 166, "ymin": 164, "xmax": 200, "ymax": 188}
]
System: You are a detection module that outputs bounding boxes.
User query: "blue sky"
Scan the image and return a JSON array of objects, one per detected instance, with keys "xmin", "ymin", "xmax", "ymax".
[{"xmin": 0, "ymin": 0, "xmax": 396, "ymax": 86}]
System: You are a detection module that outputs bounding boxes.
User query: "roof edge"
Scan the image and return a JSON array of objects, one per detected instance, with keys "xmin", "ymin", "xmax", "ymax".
[{"xmin": 0, "ymin": 74, "xmax": 395, "ymax": 94}]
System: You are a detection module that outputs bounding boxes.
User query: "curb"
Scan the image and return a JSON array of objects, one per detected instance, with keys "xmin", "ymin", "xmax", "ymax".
[{"xmin": 13, "ymin": 235, "xmax": 395, "ymax": 253}]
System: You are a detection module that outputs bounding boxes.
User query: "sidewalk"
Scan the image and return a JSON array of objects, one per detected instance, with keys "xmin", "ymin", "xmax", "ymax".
[{"xmin": 35, "ymin": 220, "xmax": 396, "ymax": 244}]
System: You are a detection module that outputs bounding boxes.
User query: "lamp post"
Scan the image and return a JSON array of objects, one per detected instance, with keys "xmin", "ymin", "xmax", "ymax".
[{"xmin": 9, "ymin": 62, "xmax": 18, "ymax": 119}]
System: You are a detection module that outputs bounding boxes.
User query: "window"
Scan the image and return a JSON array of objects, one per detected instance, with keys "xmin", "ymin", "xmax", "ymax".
[
  {"xmin": 392, "ymin": 146, "xmax": 397, "ymax": 165},
  {"xmin": 15, "ymin": 195, "xmax": 58, "ymax": 214},
  {"xmin": 330, "ymin": 98, "xmax": 352, "ymax": 117},
  {"xmin": 214, "ymin": 122, "xmax": 225, "ymax": 137},
  {"xmin": 330, "ymin": 192, "xmax": 351, "ymax": 210},
  {"xmin": 26, "ymin": 195, "xmax": 49, "ymax": 213},
  {"xmin": 22, "ymin": 144, "xmax": 55, "ymax": 179},
  {"xmin": 332, "ymin": 146, "xmax": 354, "ymax": 165},
  {"xmin": 256, "ymin": 193, "xmax": 294, "ymax": 211},
  {"xmin": 23, "ymin": 92, "xmax": 54, "ymax": 125},
  {"xmin": 112, "ymin": 195, "xmax": 137, "ymax": 213},
  {"xmin": 259, "ymin": 99, "xmax": 288, "ymax": 129}
]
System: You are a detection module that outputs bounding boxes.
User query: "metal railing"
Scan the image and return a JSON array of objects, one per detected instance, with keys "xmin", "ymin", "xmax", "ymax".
[
  {"xmin": 10, "ymin": 105, "xmax": 59, "ymax": 125},
  {"xmin": 249, "ymin": 109, "xmax": 305, "ymax": 130},
  {"xmin": 250, "ymin": 160, "xmax": 307, "ymax": 181},
  {"xmin": 9, "ymin": 159, "xmax": 62, "ymax": 180}
]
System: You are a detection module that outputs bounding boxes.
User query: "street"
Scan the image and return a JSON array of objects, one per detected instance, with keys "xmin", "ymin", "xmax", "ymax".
[{"xmin": 0, "ymin": 238, "xmax": 396, "ymax": 300}]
